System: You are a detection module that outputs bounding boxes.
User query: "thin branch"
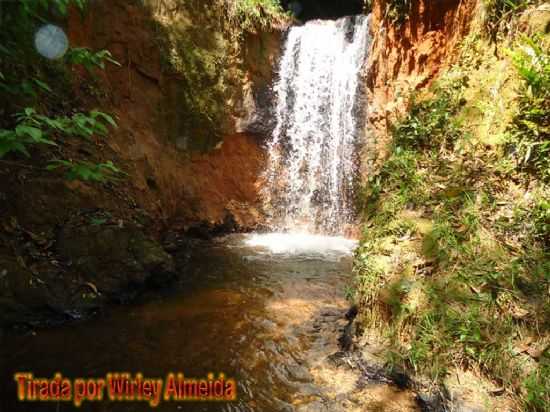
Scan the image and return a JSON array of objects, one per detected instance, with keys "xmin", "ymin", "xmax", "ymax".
[{"xmin": 0, "ymin": 159, "xmax": 41, "ymax": 170}]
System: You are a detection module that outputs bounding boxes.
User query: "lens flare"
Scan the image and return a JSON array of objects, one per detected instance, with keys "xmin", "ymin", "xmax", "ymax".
[{"xmin": 34, "ymin": 24, "xmax": 69, "ymax": 60}]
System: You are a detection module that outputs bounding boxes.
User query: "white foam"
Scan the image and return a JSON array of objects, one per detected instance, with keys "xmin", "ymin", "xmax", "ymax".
[{"xmin": 244, "ymin": 232, "xmax": 357, "ymax": 256}]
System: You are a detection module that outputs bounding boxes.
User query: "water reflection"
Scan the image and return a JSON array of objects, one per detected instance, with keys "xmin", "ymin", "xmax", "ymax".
[{"xmin": 1, "ymin": 234, "xmax": 355, "ymax": 411}]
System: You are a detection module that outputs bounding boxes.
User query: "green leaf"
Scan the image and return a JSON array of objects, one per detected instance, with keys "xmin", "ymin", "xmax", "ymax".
[
  {"xmin": 100, "ymin": 160, "xmax": 122, "ymax": 173},
  {"xmin": 24, "ymin": 107, "xmax": 36, "ymax": 117},
  {"xmin": 90, "ymin": 217, "xmax": 107, "ymax": 226},
  {"xmin": 47, "ymin": 159, "xmax": 123, "ymax": 182},
  {"xmin": 90, "ymin": 110, "xmax": 118, "ymax": 128},
  {"xmin": 15, "ymin": 125, "xmax": 42, "ymax": 141},
  {"xmin": 74, "ymin": 0, "xmax": 87, "ymax": 11},
  {"xmin": 20, "ymin": 80, "xmax": 36, "ymax": 97},
  {"xmin": 66, "ymin": 47, "xmax": 121, "ymax": 73},
  {"xmin": 72, "ymin": 115, "xmax": 95, "ymax": 138},
  {"xmin": 39, "ymin": 116, "xmax": 65, "ymax": 131},
  {"xmin": 94, "ymin": 122, "xmax": 108, "ymax": 135},
  {"xmin": 53, "ymin": 0, "xmax": 68, "ymax": 15},
  {"xmin": 98, "ymin": 50, "xmax": 121, "ymax": 67},
  {"xmin": 0, "ymin": 139, "xmax": 30, "ymax": 158},
  {"xmin": 15, "ymin": 125, "xmax": 57, "ymax": 146},
  {"xmin": 32, "ymin": 78, "xmax": 52, "ymax": 93},
  {"xmin": 47, "ymin": 159, "xmax": 72, "ymax": 171}
]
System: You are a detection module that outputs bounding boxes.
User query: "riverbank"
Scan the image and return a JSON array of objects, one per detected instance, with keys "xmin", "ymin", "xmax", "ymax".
[{"xmin": 352, "ymin": 4, "xmax": 549, "ymax": 410}]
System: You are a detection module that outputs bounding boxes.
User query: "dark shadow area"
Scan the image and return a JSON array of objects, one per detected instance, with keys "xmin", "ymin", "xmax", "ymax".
[
  {"xmin": 281, "ymin": 0, "xmax": 364, "ymax": 21},
  {"xmin": 0, "ymin": 235, "xmax": 419, "ymax": 412}
]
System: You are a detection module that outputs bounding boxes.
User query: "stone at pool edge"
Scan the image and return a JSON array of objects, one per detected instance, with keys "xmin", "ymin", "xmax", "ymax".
[
  {"xmin": 0, "ymin": 223, "xmax": 176, "ymax": 329},
  {"xmin": 56, "ymin": 223, "xmax": 176, "ymax": 295}
]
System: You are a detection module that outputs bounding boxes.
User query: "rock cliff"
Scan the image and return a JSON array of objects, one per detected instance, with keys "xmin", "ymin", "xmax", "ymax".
[
  {"xmin": 362, "ymin": 0, "xmax": 476, "ymax": 176},
  {"xmin": 67, "ymin": 0, "xmax": 284, "ymax": 229}
]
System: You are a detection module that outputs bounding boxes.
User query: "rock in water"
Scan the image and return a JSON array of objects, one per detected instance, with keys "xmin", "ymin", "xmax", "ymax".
[{"xmin": 57, "ymin": 224, "xmax": 175, "ymax": 296}]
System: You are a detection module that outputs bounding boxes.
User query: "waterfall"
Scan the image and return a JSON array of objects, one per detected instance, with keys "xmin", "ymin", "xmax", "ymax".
[{"xmin": 262, "ymin": 15, "xmax": 371, "ymax": 235}]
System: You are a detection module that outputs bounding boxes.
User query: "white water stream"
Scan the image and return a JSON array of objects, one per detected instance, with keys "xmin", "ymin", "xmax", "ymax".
[{"xmin": 263, "ymin": 15, "xmax": 371, "ymax": 234}]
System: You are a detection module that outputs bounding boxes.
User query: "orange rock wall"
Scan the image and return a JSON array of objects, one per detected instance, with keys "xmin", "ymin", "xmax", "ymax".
[
  {"xmin": 362, "ymin": 0, "xmax": 477, "ymax": 176},
  {"xmin": 67, "ymin": 1, "xmax": 282, "ymax": 229}
]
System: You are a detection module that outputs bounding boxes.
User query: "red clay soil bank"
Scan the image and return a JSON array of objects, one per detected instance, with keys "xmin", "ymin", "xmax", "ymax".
[
  {"xmin": 67, "ymin": 0, "xmax": 277, "ymax": 230},
  {"xmin": 362, "ymin": 0, "xmax": 477, "ymax": 176}
]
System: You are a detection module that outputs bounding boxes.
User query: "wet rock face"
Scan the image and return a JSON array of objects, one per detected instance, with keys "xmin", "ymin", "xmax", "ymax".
[
  {"xmin": 57, "ymin": 224, "xmax": 175, "ymax": 295},
  {"xmin": 235, "ymin": 29, "xmax": 283, "ymax": 140},
  {"xmin": 235, "ymin": 84, "xmax": 277, "ymax": 138}
]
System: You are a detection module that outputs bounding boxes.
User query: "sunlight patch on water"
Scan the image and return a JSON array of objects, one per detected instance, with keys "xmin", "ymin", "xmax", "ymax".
[{"xmin": 243, "ymin": 232, "xmax": 357, "ymax": 256}]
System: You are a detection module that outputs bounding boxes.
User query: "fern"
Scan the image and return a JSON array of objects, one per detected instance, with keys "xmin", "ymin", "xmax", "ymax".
[
  {"xmin": 65, "ymin": 48, "xmax": 121, "ymax": 73},
  {"xmin": 506, "ymin": 35, "xmax": 550, "ymax": 181},
  {"xmin": 47, "ymin": 160, "xmax": 125, "ymax": 182},
  {"xmin": 0, "ymin": 108, "xmax": 117, "ymax": 159}
]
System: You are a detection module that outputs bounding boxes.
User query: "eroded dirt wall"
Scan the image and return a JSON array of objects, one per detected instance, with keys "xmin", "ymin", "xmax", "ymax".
[
  {"xmin": 67, "ymin": 0, "xmax": 283, "ymax": 229},
  {"xmin": 362, "ymin": 0, "xmax": 477, "ymax": 176}
]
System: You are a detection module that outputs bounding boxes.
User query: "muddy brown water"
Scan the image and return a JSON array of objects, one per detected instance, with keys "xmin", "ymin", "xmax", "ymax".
[{"xmin": 1, "ymin": 234, "xmax": 419, "ymax": 412}]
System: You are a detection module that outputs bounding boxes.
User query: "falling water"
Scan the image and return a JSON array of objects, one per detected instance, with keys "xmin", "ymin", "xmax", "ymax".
[{"xmin": 263, "ymin": 15, "xmax": 371, "ymax": 234}]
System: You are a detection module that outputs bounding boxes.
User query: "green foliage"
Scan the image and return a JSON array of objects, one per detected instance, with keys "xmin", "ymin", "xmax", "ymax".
[
  {"xmin": 385, "ymin": 0, "xmax": 412, "ymax": 25},
  {"xmin": 47, "ymin": 160, "xmax": 124, "ymax": 182},
  {"xmin": 506, "ymin": 35, "xmax": 550, "ymax": 181},
  {"xmin": 394, "ymin": 75, "xmax": 467, "ymax": 150},
  {"xmin": 0, "ymin": 124, "xmax": 54, "ymax": 157},
  {"xmin": 0, "ymin": 77, "xmax": 55, "ymax": 98},
  {"xmin": 352, "ymin": 252, "xmax": 387, "ymax": 309},
  {"xmin": 0, "ymin": 107, "xmax": 118, "ymax": 164},
  {"xmin": 19, "ymin": 0, "xmax": 87, "ymax": 16},
  {"xmin": 404, "ymin": 284, "xmax": 518, "ymax": 379},
  {"xmin": 531, "ymin": 196, "xmax": 550, "ymax": 245},
  {"xmin": 522, "ymin": 361, "xmax": 550, "ymax": 411},
  {"xmin": 0, "ymin": 0, "xmax": 124, "ymax": 182},
  {"xmin": 482, "ymin": 0, "xmax": 536, "ymax": 38},
  {"xmin": 510, "ymin": 36, "xmax": 550, "ymax": 95},
  {"xmin": 226, "ymin": 0, "xmax": 287, "ymax": 31},
  {"xmin": 65, "ymin": 48, "xmax": 121, "ymax": 73},
  {"xmin": 149, "ymin": 0, "xmax": 289, "ymax": 151},
  {"xmin": 359, "ymin": 75, "xmax": 469, "ymax": 228},
  {"xmin": 363, "ymin": 149, "xmax": 426, "ymax": 224},
  {"xmin": 354, "ymin": 58, "xmax": 549, "ymax": 409},
  {"xmin": 16, "ymin": 107, "xmax": 117, "ymax": 137}
]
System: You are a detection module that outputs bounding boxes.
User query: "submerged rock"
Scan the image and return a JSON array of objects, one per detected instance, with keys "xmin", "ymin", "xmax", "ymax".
[{"xmin": 57, "ymin": 224, "xmax": 175, "ymax": 296}]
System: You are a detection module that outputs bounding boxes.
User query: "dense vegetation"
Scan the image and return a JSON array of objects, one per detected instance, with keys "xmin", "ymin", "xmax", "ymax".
[
  {"xmin": 0, "ymin": 0, "xmax": 288, "ymax": 175},
  {"xmin": 384, "ymin": 0, "xmax": 540, "ymax": 28},
  {"xmin": 0, "ymin": 0, "xmax": 125, "ymax": 182},
  {"xmin": 353, "ymin": 4, "xmax": 549, "ymax": 410},
  {"xmin": 225, "ymin": 0, "xmax": 288, "ymax": 30},
  {"xmin": 483, "ymin": 0, "xmax": 540, "ymax": 40}
]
